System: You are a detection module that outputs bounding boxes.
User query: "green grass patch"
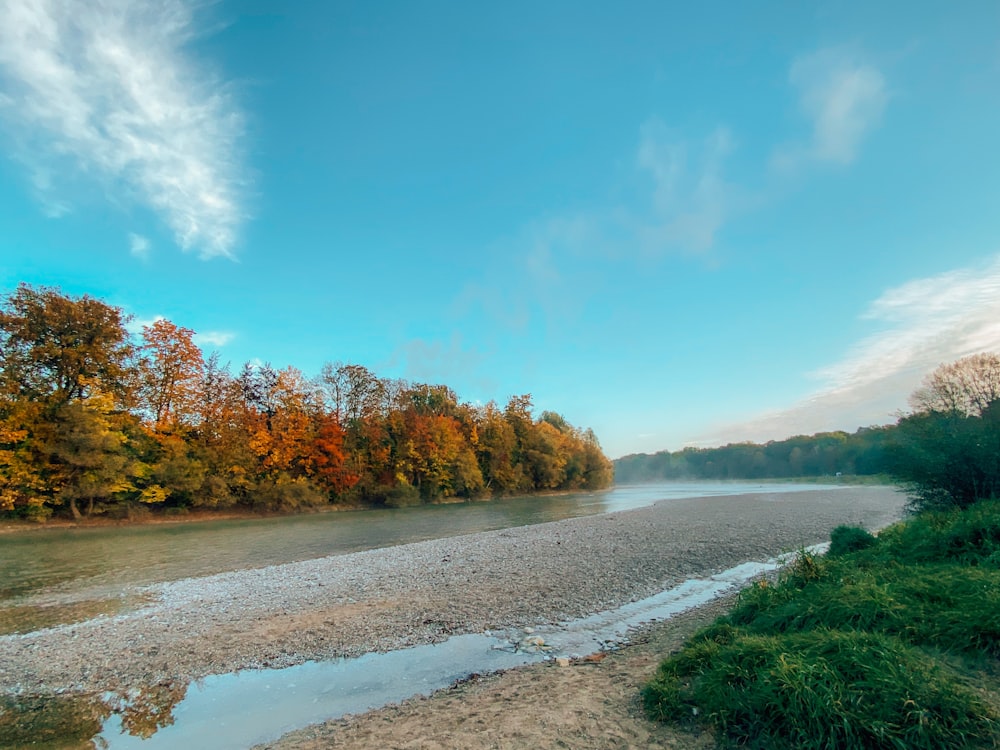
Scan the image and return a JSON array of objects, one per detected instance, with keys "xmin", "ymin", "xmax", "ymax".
[
  {"xmin": 643, "ymin": 499, "xmax": 1000, "ymax": 748},
  {"xmin": 872, "ymin": 500, "xmax": 1000, "ymax": 568},
  {"xmin": 643, "ymin": 628, "xmax": 996, "ymax": 750},
  {"xmin": 727, "ymin": 561, "xmax": 1000, "ymax": 657},
  {"xmin": 828, "ymin": 524, "xmax": 878, "ymax": 556}
]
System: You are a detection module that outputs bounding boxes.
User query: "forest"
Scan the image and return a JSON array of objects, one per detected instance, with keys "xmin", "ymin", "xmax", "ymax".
[
  {"xmin": 0, "ymin": 284, "xmax": 613, "ymax": 521},
  {"xmin": 614, "ymin": 426, "xmax": 894, "ymax": 483},
  {"xmin": 617, "ymin": 351, "xmax": 1000, "ymax": 514}
]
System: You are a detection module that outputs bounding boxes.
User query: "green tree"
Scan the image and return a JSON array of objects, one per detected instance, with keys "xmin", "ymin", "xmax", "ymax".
[
  {"xmin": 42, "ymin": 393, "xmax": 144, "ymax": 519},
  {"xmin": 890, "ymin": 353, "xmax": 1000, "ymax": 510}
]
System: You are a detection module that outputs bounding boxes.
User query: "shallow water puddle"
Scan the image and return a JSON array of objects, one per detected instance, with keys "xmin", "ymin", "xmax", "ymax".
[
  {"xmin": 97, "ymin": 635, "xmax": 543, "ymax": 749},
  {"xmin": 3, "ymin": 545, "xmax": 827, "ymax": 748},
  {"xmin": 530, "ymin": 546, "xmax": 827, "ymax": 657}
]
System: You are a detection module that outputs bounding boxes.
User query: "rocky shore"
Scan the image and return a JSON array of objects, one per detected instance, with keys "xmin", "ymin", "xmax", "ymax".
[{"xmin": 0, "ymin": 487, "xmax": 905, "ymax": 700}]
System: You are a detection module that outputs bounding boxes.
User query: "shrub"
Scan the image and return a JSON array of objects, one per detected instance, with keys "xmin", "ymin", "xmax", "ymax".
[
  {"xmin": 888, "ymin": 405, "xmax": 1000, "ymax": 512},
  {"xmin": 643, "ymin": 629, "xmax": 997, "ymax": 749},
  {"xmin": 381, "ymin": 482, "xmax": 421, "ymax": 508},
  {"xmin": 251, "ymin": 475, "xmax": 327, "ymax": 511},
  {"xmin": 829, "ymin": 525, "xmax": 877, "ymax": 556},
  {"xmin": 874, "ymin": 500, "xmax": 1000, "ymax": 568}
]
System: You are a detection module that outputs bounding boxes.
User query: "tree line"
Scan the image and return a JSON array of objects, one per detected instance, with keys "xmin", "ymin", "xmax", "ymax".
[
  {"xmin": 614, "ymin": 427, "xmax": 894, "ymax": 483},
  {"xmin": 0, "ymin": 284, "xmax": 613, "ymax": 521},
  {"xmin": 616, "ymin": 352, "xmax": 1000, "ymax": 513}
]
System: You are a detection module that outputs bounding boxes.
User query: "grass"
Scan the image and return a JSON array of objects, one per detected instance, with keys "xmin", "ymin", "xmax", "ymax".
[{"xmin": 642, "ymin": 503, "xmax": 1000, "ymax": 748}]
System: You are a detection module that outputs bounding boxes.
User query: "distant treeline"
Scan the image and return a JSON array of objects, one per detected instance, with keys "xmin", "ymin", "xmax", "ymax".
[
  {"xmin": 0, "ymin": 284, "xmax": 613, "ymax": 521},
  {"xmin": 614, "ymin": 427, "xmax": 896, "ymax": 483}
]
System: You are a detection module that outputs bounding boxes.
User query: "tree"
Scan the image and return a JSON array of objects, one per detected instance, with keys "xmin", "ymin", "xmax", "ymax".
[
  {"xmin": 42, "ymin": 392, "xmax": 143, "ymax": 519},
  {"xmin": 891, "ymin": 353, "xmax": 1000, "ymax": 510},
  {"xmin": 319, "ymin": 363, "xmax": 384, "ymax": 425},
  {"xmin": 0, "ymin": 403, "xmax": 49, "ymax": 519},
  {"xmin": 137, "ymin": 319, "xmax": 205, "ymax": 431},
  {"xmin": 309, "ymin": 415, "xmax": 357, "ymax": 495},
  {"xmin": 910, "ymin": 352, "xmax": 1000, "ymax": 417},
  {"xmin": 476, "ymin": 401, "xmax": 520, "ymax": 491},
  {"xmin": 0, "ymin": 284, "xmax": 133, "ymax": 408}
]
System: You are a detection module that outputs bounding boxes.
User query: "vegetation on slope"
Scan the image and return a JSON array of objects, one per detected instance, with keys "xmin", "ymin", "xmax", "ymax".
[{"xmin": 643, "ymin": 509, "xmax": 1000, "ymax": 748}]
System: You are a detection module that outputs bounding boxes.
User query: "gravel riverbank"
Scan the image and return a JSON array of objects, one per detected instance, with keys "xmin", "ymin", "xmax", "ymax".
[{"xmin": 0, "ymin": 487, "xmax": 905, "ymax": 697}]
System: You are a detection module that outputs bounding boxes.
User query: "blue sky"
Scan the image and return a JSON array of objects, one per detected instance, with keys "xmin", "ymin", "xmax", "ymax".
[{"xmin": 1, "ymin": 1, "xmax": 999, "ymax": 458}]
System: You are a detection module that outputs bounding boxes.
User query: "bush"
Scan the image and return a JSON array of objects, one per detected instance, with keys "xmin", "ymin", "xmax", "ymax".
[
  {"xmin": 250, "ymin": 475, "xmax": 327, "ymax": 512},
  {"xmin": 381, "ymin": 482, "xmax": 421, "ymax": 508},
  {"xmin": 888, "ymin": 406, "xmax": 1000, "ymax": 512},
  {"xmin": 828, "ymin": 525, "xmax": 877, "ymax": 556},
  {"xmin": 643, "ymin": 629, "xmax": 997, "ymax": 749},
  {"xmin": 874, "ymin": 500, "xmax": 1000, "ymax": 568}
]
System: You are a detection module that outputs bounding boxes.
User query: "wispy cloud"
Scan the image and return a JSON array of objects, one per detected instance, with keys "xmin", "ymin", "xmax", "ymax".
[
  {"xmin": 125, "ymin": 314, "xmax": 165, "ymax": 335},
  {"xmin": 0, "ymin": 0, "xmax": 247, "ymax": 258},
  {"xmin": 128, "ymin": 232, "xmax": 150, "ymax": 260},
  {"xmin": 774, "ymin": 48, "xmax": 887, "ymax": 170},
  {"xmin": 461, "ymin": 46, "xmax": 885, "ymax": 339},
  {"xmin": 193, "ymin": 330, "xmax": 235, "ymax": 348},
  {"xmin": 699, "ymin": 255, "xmax": 1000, "ymax": 445},
  {"xmin": 636, "ymin": 119, "xmax": 738, "ymax": 254},
  {"xmin": 386, "ymin": 335, "xmax": 493, "ymax": 391}
]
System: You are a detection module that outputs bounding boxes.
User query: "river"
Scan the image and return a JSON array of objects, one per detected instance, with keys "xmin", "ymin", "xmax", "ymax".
[{"xmin": 0, "ymin": 481, "xmax": 842, "ymax": 608}]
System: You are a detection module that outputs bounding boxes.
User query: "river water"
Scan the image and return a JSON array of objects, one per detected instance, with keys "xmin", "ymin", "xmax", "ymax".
[{"xmin": 0, "ymin": 481, "xmax": 839, "ymax": 605}]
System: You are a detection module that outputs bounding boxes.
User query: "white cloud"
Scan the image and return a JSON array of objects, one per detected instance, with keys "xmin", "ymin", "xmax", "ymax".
[
  {"xmin": 774, "ymin": 48, "xmax": 887, "ymax": 170},
  {"xmin": 193, "ymin": 330, "xmax": 235, "ymax": 348},
  {"xmin": 386, "ymin": 335, "xmax": 494, "ymax": 392},
  {"xmin": 124, "ymin": 314, "xmax": 165, "ymax": 335},
  {"xmin": 700, "ymin": 255, "xmax": 1000, "ymax": 445},
  {"xmin": 128, "ymin": 232, "xmax": 150, "ymax": 260},
  {"xmin": 636, "ymin": 119, "xmax": 736, "ymax": 254},
  {"xmin": 455, "ymin": 119, "xmax": 744, "ymax": 337},
  {"xmin": 0, "ymin": 0, "xmax": 247, "ymax": 258}
]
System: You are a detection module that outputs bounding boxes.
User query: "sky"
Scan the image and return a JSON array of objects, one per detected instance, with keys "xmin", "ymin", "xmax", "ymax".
[{"xmin": 0, "ymin": 1, "xmax": 999, "ymax": 459}]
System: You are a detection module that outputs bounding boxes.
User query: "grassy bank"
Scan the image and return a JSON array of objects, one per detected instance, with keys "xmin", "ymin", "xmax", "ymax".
[{"xmin": 643, "ymin": 500, "xmax": 1000, "ymax": 749}]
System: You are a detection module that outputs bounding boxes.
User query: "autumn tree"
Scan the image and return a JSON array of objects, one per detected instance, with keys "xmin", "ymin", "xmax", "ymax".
[
  {"xmin": 0, "ymin": 286, "xmax": 138, "ymax": 518},
  {"xmin": 0, "ymin": 284, "xmax": 615, "ymax": 518},
  {"xmin": 40, "ymin": 392, "xmax": 147, "ymax": 519},
  {"xmin": 319, "ymin": 363, "xmax": 384, "ymax": 426},
  {"xmin": 309, "ymin": 415, "xmax": 357, "ymax": 495},
  {"xmin": 137, "ymin": 319, "xmax": 204, "ymax": 431},
  {"xmin": 0, "ymin": 401, "xmax": 49, "ymax": 518},
  {"xmin": 0, "ymin": 284, "xmax": 133, "ymax": 408},
  {"xmin": 476, "ymin": 401, "xmax": 519, "ymax": 492},
  {"xmin": 187, "ymin": 353, "xmax": 251, "ymax": 508}
]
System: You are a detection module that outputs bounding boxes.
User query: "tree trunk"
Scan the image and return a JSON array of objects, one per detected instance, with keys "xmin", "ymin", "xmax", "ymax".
[{"xmin": 69, "ymin": 497, "xmax": 82, "ymax": 521}]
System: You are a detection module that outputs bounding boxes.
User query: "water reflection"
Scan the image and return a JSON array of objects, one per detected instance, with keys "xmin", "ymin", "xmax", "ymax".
[{"xmin": 0, "ymin": 683, "xmax": 188, "ymax": 749}]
